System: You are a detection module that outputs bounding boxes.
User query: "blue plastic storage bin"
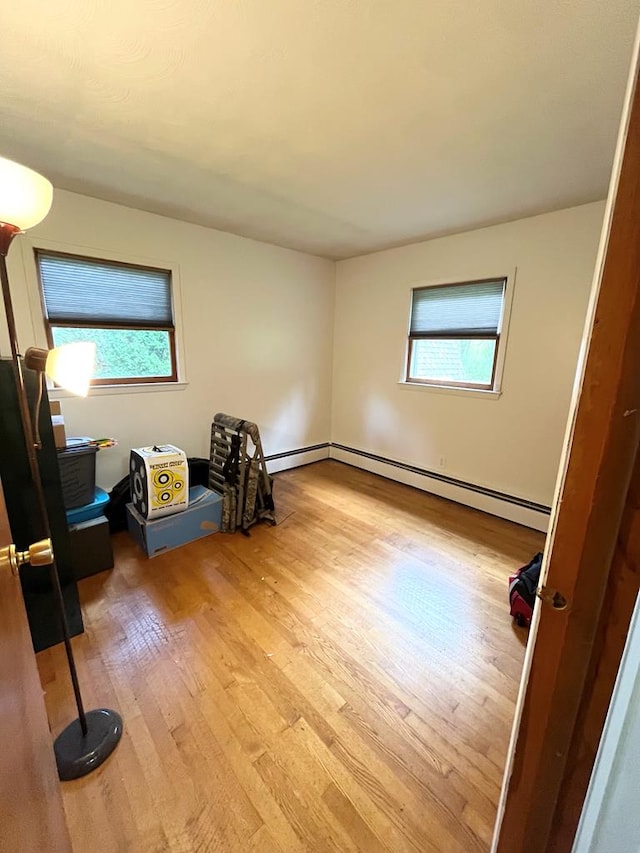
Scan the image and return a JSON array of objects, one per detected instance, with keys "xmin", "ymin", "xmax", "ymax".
[{"xmin": 65, "ymin": 487, "xmax": 110, "ymax": 525}]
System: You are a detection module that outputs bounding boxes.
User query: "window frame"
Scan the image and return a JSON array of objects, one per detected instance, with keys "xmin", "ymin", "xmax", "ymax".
[
  {"xmin": 34, "ymin": 248, "xmax": 179, "ymax": 387},
  {"xmin": 403, "ymin": 273, "xmax": 514, "ymax": 394}
]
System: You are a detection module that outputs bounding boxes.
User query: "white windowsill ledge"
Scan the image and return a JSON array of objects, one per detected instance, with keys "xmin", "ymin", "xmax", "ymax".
[
  {"xmin": 49, "ymin": 381, "xmax": 189, "ymax": 400},
  {"xmin": 397, "ymin": 381, "xmax": 502, "ymax": 399}
]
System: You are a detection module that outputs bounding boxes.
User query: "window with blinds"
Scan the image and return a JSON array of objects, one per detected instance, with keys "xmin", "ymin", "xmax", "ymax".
[
  {"xmin": 36, "ymin": 250, "xmax": 177, "ymax": 385},
  {"xmin": 406, "ymin": 278, "xmax": 506, "ymax": 389}
]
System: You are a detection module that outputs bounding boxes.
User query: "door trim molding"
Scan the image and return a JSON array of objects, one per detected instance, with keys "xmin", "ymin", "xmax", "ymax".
[{"xmin": 494, "ymin": 18, "xmax": 640, "ymax": 852}]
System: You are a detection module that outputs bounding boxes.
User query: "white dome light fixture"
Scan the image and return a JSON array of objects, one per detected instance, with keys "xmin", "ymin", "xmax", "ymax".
[{"xmin": 0, "ymin": 156, "xmax": 53, "ymax": 255}]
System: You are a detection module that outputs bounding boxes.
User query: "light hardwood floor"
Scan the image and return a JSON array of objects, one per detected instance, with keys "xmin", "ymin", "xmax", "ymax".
[{"xmin": 37, "ymin": 461, "xmax": 544, "ymax": 853}]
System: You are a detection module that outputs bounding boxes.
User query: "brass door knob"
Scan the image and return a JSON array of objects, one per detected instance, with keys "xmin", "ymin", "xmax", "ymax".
[{"xmin": 0, "ymin": 538, "xmax": 54, "ymax": 575}]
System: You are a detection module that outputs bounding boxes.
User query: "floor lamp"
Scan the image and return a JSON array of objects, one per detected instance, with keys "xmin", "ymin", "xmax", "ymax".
[{"xmin": 0, "ymin": 155, "xmax": 122, "ymax": 780}]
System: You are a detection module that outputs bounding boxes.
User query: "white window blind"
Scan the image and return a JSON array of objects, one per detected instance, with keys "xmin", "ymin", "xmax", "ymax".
[
  {"xmin": 410, "ymin": 279, "xmax": 505, "ymax": 338},
  {"xmin": 37, "ymin": 252, "xmax": 173, "ymax": 329}
]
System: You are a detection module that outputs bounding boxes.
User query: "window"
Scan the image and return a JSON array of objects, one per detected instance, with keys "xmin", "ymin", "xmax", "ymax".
[
  {"xmin": 406, "ymin": 278, "xmax": 506, "ymax": 390},
  {"xmin": 36, "ymin": 251, "xmax": 177, "ymax": 385}
]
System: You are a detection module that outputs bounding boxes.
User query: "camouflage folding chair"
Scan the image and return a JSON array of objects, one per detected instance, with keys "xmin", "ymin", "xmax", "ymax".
[{"xmin": 209, "ymin": 413, "xmax": 276, "ymax": 534}]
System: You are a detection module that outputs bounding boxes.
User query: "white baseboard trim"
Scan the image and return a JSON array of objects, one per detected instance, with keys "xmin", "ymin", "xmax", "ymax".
[
  {"xmin": 264, "ymin": 441, "xmax": 550, "ymax": 531},
  {"xmin": 329, "ymin": 444, "xmax": 550, "ymax": 532}
]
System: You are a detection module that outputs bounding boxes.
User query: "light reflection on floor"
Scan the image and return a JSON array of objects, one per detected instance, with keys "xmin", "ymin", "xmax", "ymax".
[{"xmin": 377, "ymin": 556, "xmax": 479, "ymax": 650}]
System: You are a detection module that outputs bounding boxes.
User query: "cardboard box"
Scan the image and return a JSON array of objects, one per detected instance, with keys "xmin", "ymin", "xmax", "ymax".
[
  {"xmin": 130, "ymin": 444, "xmax": 189, "ymax": 519},
  {"xmin": 126, "ymin": 485, "xmax": 222, "ymax": 558},
  {"xmin": 49, "ymin": 400, "xmax": 67, "ymax": 450}
]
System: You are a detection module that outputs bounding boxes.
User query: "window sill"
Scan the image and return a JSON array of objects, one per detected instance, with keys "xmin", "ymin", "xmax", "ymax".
[
  {"xmin": 397, "ymin": 381, "xmax": 502, "ymax": 399},
  {"xmin": 49, "ymin": 381, "xmax": 189, "ymax": 400}
]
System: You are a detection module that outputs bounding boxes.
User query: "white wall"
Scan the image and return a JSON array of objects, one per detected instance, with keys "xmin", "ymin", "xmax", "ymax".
[
  {"xmin": 332, "ymin": 202, "xmax": 605, "ymax": 512},
  {"xmin": 3, "ymin": 190, "xmax": 335, "ymax": 489},
  {"xmin": 573, "ymin": 592, "xmax": 640, "ymax": 853},
  {"xmin": 2, "ymin": 191, "xmax": 604, "ymax": 516}
]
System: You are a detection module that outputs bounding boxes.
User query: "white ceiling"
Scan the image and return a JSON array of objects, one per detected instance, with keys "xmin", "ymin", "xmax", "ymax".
[{"xmin": 0, "ymin": 0, "xmax": 637, "ymax": 259}]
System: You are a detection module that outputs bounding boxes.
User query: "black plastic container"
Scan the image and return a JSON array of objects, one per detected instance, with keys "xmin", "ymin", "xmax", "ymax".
[
  {"xmin": 57, "ymin": 446, "xmax": 98, "ymax": 509},
  {"xmin": 69, "ymin": 516, "xmax": 114, "ymax": 579}
]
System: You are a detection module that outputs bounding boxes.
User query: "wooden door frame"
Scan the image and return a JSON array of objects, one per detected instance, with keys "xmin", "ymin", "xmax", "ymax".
[{"xmin": 494, "ymin": 22, "xmax": 640, "ymax": 853}]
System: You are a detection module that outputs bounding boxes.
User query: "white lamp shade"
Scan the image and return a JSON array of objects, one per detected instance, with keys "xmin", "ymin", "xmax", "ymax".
[
  {"xmin": 0, "ymin": 156, "xmax": 53, "ymax": 230},
  {"xmin": 45, "ymin": 342, "xmax": 96, "ymax": 397}
]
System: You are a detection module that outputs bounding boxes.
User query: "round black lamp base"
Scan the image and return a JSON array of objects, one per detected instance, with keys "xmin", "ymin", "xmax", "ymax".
[{"xmin": 54, "ymin": 708, "xmax": 123, "ymax": 781}]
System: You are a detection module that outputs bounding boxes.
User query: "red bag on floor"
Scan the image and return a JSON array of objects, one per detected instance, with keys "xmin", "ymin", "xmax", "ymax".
[{"xmin": 508, "ymin": 552, "xmax": 543, "ymax": 628}]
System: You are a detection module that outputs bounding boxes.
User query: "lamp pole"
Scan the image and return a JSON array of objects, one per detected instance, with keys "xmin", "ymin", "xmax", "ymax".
[
  {"xmin": 0, "ymin": 225, "xmax": 89, "ymax": 737},
  {"xmin": 0, "ymin": 157, "xmax": 122, "ymax": 780}
]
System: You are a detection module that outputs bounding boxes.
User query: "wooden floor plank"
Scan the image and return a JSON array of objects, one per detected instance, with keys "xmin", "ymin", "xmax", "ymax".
[{"xmin": 37, "ymin": 460, "xmax": 543, "ymax": 852}]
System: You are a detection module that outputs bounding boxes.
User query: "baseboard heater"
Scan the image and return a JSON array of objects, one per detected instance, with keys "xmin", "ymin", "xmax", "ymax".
[{"xmin": 265, "ymin": 441, "xmax": 551, "ymax": 531}]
